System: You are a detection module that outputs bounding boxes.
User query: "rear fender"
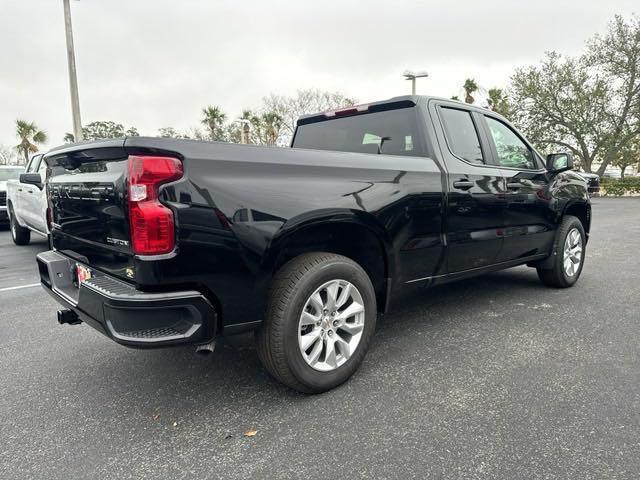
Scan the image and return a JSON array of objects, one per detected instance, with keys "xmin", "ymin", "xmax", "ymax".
[{"xmin": 258, "ymin": 208, "xmax": 395, "ymax": 294}]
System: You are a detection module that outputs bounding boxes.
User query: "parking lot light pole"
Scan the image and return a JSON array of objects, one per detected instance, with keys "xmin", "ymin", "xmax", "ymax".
[
  {"xmin": 403, "ymin": 70, "xmax": 429, "ymax": 95},
  {"xmin": 63, "ymin": 0, "xmax": 83, "ymax": 142}
]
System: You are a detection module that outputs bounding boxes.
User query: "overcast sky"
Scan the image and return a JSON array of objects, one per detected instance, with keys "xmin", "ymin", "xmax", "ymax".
[{"xmin": 0, "ymin": 0, "xmax": 637, "ymax": 150}]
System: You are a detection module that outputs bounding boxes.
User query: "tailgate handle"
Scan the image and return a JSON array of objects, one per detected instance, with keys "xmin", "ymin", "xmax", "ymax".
[{"xmin": 452, "ymin": 180, "xmax": 474, "ymax": 190}]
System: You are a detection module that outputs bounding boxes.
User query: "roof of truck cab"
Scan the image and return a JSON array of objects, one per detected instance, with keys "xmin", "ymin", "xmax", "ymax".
[{"xmin": 296, "ymin": 95, "xmax": 495, "ymax": 125}]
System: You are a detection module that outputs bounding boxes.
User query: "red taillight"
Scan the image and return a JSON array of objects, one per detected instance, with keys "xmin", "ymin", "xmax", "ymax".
[{"xmin": 127, "ymin": 155, "xmax": 183, "ymax": 255}]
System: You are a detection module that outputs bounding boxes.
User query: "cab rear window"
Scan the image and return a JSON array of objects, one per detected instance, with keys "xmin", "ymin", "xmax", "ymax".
[{"xmin": 293, "ymin": 107, "xmax": 422, "ymax": 157}]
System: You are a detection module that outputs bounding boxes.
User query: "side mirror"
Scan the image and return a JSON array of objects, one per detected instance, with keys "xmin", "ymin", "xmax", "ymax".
[
  {"xmin": 546, "ymin": 153, "xmax": 573, "ymax": 173},
  {"xmin": 20, "ymin": 172, "xmax": 43, "ymax": 189}
]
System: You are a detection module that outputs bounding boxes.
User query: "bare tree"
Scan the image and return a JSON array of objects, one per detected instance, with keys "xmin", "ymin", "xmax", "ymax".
[{"xmin": 262, "ymin": 89, "xmax": 357, "ymax": 145}]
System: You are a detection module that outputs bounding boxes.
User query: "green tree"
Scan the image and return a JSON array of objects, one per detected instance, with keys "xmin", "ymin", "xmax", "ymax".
[
  {"xmin": 158, "ymin": 127, "xmax": 191, "ymax": 139},
  {"xmin": 201, "ymin": 105, "xmax": 227, "ymax": 141},
  {"xmin": 463, "ymin": 79, "xmax": 478, "ymax": 104},
  {"xmin": 15, "ymin": 120, "xmax": 47, "ymax": 164},
  {"xmin": 68, "ymin": 121, "xmax": 139, "ymax": 142},
  {"xmin": 227, "ymin": 110, "xmax": 260, "ymax": 144},
  {"xmin": 487, "ymin": 88, "xmax": 512, "ymax": 118},
  {"xmin": 509, "ymin": 15, "xmax": 640, "ymax": 174},
  {"xmin": 613, "ymin": 134, "xmax": 640, "ymax": 178},
  {"xmin": 260, "ymin": 112, "xmax": 284, "ymax": 146}
]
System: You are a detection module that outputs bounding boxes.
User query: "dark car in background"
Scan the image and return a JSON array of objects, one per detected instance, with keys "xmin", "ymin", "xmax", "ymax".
[{"xmin": 576, "ymin": 171, "xmax": 600, "ymax": 195}]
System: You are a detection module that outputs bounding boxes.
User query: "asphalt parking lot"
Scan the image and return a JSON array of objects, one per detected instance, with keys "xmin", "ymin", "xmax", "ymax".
[{"xmin": 0, "ymin": 197, "xmax": 639, "ymax": 479}]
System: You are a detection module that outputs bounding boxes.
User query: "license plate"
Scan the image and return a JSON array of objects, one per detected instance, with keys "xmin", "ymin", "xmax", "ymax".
[{"xmin": 76, "ymin": 264, "xmax": 92, "ymax": 285}]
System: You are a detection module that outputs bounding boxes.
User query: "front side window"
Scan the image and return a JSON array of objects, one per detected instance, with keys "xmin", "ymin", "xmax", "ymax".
[
  {"xmin": 485, "ymin": 117, "xmax": 536, "ymax": 170},
  {"xmin": 439, "ymin": 107, "xmax": 484, "ymax": 164},
  {"xmin": 27, "ymin": 154, "xmax": 42, "ymax": 173}
]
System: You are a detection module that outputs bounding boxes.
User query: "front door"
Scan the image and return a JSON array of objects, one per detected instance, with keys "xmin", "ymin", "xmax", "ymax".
[
  {"xmin": 431, "ymin": 103, "xmax": 507, "ymax": 273},
  {"xmin": 480, "ymin": 115, "xmax": 555, "ymax": 261},
  {"xmin": 21, "ymin": 154, "xmax": 44, "ymax": 231}
]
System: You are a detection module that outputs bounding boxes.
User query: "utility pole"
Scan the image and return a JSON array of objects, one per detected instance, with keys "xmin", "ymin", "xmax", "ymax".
[
  {"xmin": 403, "ymin": 70, "xmax": 429, "ymax": 95},
  {"xmin": 63, "ymin": 0, "xmax": 83, "ymax": 142}
]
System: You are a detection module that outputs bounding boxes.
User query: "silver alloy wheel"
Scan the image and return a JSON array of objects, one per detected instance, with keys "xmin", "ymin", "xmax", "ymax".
[
  {"xmin": 563, "ymin": 228, "xmax": 583, "ymax": 277},
  {"xmin": 298, "ymin": 279, "xmax": 365, "ymax": 372}
]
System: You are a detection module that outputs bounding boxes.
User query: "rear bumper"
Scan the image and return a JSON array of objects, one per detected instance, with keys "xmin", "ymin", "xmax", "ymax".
[{"xmin": 36, "ymin": 250, "xmax": 216, "ymax": 348}]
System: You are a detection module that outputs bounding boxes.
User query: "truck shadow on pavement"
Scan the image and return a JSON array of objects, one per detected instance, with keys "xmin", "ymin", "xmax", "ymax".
[{"xmin": 55, "ymin": 265, "xmax": 557, "ymax": 416}]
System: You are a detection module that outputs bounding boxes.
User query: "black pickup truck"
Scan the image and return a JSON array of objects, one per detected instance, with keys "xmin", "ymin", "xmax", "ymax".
[{"xmin": 34, "ymin": 96, "xmax": 590, "ymax": 393}]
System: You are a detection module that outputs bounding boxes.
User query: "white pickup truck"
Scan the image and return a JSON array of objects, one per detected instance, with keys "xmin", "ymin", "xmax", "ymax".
[{"xmin": 6, "ymin": 153, "xmax": 49, "ymax": 245}]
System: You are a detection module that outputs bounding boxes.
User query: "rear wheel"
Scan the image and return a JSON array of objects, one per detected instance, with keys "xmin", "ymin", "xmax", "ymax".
[
  {"xmin": 256, "ymin": 252, "xmax": 377, "ymax": 393},
  {"xmin": 9, "ymin": 206, "xmax": 30, "ymax": 246},
  {"xmin": 537, "ymin": 215, "xmax": 585, "ymax": 288}
]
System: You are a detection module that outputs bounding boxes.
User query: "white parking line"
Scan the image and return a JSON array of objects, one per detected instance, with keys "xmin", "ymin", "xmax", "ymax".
[{"xmin": 0, "ymin": 283, "xmax": 41, "ymax": 293}]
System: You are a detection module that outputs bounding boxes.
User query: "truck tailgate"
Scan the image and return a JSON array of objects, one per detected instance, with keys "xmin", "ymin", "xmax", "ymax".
[{"xmin": 46, "ymin": 140, "xmax": 134, "ymax": 280}]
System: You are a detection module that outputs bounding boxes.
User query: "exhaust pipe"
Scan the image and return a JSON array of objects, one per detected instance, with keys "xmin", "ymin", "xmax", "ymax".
[
  {"xmin": 195, "ymin": 341, "xmax": 216, "ymax": 356},
  {"xmin": 57, "ymin": 309, "xmax": 81, "ymax": 325}
]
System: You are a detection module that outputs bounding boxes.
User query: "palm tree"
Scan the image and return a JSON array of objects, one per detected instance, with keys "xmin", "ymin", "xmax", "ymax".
[
  {"xmin": 462, "ymin": 79, "xmax": 478, "ymax": 104},
  {"xmin": 201, "ymin": 105, "xmax": 227, "ymax": 141},
  {"xmin": 261, "ymin": 112, "xmax": 283, "ymax": 146},
  {"xmin": 15, "ymin": 120, "xmax": 47, "ymax": 164}
]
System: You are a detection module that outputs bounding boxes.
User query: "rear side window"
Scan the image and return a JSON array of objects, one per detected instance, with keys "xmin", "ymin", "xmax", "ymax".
[
  {"xmin": 293, "ymin": 108, "xmax": 422, "ymax": 157},
  {"xmin": 439, "ymin": 108, "xmax": 484, "ymax": 164}
]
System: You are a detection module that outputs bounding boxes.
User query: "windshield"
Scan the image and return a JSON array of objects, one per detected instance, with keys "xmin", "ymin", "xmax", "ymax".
[
  {"xmin": 0, "ymin": 167, "xmax": 24, "ymax": 181},
  {"xmin": 293, "ymin": 107, "xmax": 423, "ymax": 157}
]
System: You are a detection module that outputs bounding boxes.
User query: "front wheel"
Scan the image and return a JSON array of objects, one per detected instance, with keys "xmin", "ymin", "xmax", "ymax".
[
  {"xmin": 9, "ymin": 207, "xmax": 30, "ymax": 246},
  {"xmin": 537, "ymin": 215, "xmax": 585, "ymax": 288},
  {"xmin": 256, "ymin": 252, "xmax": 377, "ymax": 393}
]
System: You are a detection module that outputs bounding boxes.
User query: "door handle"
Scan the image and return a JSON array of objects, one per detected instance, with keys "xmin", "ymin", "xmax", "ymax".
[
  {"xmin": 17, "ymin": 188, "xmax": 22, "ymax": 192},
  {"xmin": 27, "ymin": 190, "xmax": 33, "ymax": 194},
  {"xmin": 506, "ymin": 182, "xmax": 522, "ymax": 190},
  {"xmin": 452, "ymin": 180, "xmax": 474, "ymax": 190}
]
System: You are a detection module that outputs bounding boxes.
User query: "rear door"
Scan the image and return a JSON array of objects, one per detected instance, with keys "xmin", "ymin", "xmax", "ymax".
[
  {"xmin": 479, "ymin": 114, "xmax": 555, "ymax": 261},
  {"xmin": 30, "ymin": 158, "xmax": 49, "ymax": 233},
  {"xmin": 430, "ymin": 102, "xmax": 507, "ymax": 273}
]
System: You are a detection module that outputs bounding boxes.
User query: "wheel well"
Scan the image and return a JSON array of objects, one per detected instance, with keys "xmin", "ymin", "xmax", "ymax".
[
  {"xmin": 564, "ymin": 202, "xmax": 591, "ymax": 235},
  {"xmin": 272, "ymin": 222, "xmax": 389, "ymax": 311}
]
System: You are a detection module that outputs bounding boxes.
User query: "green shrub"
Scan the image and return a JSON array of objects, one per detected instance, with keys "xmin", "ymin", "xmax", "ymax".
[{"xmin": 600, "ymin": 176, "xmax": 640, "ymax": 196}]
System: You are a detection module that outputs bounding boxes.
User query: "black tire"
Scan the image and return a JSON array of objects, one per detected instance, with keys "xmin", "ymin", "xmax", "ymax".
[
  {"xmin": 537, "ymin": 215, "xmax": 585, "ymax": 288},
  {"xmin": 9, "ymin": 206, "xmax": 30, "ymax": 246},
  {"xmin": 256, "ymin": 252, "xmax": 377, "ymax": 394}
]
